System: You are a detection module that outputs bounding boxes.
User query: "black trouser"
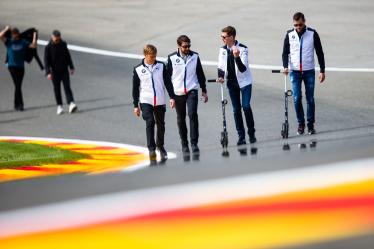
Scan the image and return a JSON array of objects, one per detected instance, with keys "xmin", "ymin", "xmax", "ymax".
[
  {"xmin": 140, "ymin": 103, "xmax": 166, "ymax": 151},
  {"xmin": 8, "ymin": 66, "xmax": 25, "ymax": 109},
  {"xmin": 52, "ymin": 70, "xmax": 75, "ymax": 105},
  {"xmin": 174, "ymin": 90, "xmax": 199, "ymax": 146}
]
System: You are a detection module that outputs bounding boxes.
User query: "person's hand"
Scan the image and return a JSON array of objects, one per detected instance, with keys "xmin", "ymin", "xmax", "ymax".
[
  {"xmin": 169, "ymin": 99, "xmax": 175, "ymax": 109},
  {"xmin": 217, "ymin": 77, "xmax": 225, "ymax": 84},
  {"xmin": 70, "ymin": 69, "xmax": 75, "ymax": 75},
  {"xmin": 319, "ymin": 72, "xmax": 325, "ymax": 83},
  {"xmin": 202, "ymin": 92, "xmax": 208, "ymax": 103},
  {"xmin": 232, "ymin": 46, "xmax": 240, "ymax": 58},
  {"xmin": 283, "ymin": 68, "xmax": 289, "ymax": 75},
  {"xmin": 5, "ymin": 26, "xmax": 10, "ymax": 31},
  {"xmin": 47, "ymin": 74, "xmax": 52, "ymax": 80},
  {"xmin": 134, "ymin": 107, "xmax": 140, "ymax": 117}
]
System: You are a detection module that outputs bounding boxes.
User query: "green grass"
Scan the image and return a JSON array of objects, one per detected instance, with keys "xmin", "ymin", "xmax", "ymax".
[{"xmin": 0, "ymin": 141, "xmax": 88, "ymax": 168}]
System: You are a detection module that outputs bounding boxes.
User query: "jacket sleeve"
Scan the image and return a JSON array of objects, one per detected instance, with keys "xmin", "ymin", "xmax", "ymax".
[
  {"xmin": 314, "ymin": 31, "xmax": 325, "ymax": 73},
  {"xmin": 65, "ymin": 43, "xmax": 75, "ymax": 70},
  {"xmin": 217, "ymin": 49, "xmax": 225, "ymax": 78},
  {"xmin": 235, "ymin": 48, "xmax": 248, "ymax": 73},
  {"xmin": 163, "ymin": 63, "xmax": 175, "ymax": 99},
  {"xmin": 282, "ymin": 33, "xmax": 290, "ymax": 69},
  {"xmin": 132, "ymin": 68, "xmax": 140, "ymax": 108},
  {"xmin": 196, "ymin": 56, "xmax": 207, "ymax": 93},
  {"xmin": 166, "ymin": 56, "xmax": 173, "ymax": 77},
  {"xmin": 44, "ymin": 45, "xmax": 51, "ymax": 75}
]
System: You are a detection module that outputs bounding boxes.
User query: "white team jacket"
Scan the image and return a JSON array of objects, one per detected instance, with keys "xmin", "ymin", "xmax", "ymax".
[{"xmin": 217, "ymin": 41, "xmax": 253, "ymax": 88}]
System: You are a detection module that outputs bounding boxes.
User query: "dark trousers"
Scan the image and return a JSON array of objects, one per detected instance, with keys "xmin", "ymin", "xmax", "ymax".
[
  {"xmin": 290, "ymin": 70, "xmax": 315, "ymax": 128},
  {"xmin": 140, "ymin": 103, "xmax": 166, "ymax": 151},
  {"xmin": 52, "ymin": 70, "xmax": 75, "ymax": 105},
  {"xmin": 228, "ymin": 84, "xmax": 255, "ymax": 139},
  {"xmin": 8, "ymin": 66, "xmax": 25, "ymax": 109},
  {"xmin": 174, "ymin": 90, "xmax": 199, "ymax": 146}
]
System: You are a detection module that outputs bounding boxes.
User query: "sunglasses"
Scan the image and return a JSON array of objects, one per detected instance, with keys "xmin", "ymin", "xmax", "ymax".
[
  {"xmin": 181, "ymin": 44, "xmax": 191, "ymax": 49},
  {"xmin": 294, "ymin": 23, "xmax": 304, "ymax": 27},
  {"xmin": 221, "ymin": 35, "xmax": 231, "ymax": 39}
]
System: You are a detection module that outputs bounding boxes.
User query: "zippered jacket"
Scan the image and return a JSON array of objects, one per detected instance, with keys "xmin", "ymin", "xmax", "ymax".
[
  {"xmin": 133, "ymin": 59, "xmax": 175, "ymax": 107},
  {"xmin": 282, "ymin": 26, "xmax": 325, "ymax": 73},
  {"xmin": 167, "ymin": 50, "xmax": 206, "ymax": 96},
  {"xmin": 217, "ymin": 41, "xmax": 253, "ymax": 88}
]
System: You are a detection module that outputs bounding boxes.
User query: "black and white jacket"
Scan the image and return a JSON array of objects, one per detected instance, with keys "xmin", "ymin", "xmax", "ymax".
[
  {"xmin": 217, "ymin": 41, "xmax": 253, "ymax": 88},
  {"xmin": 132, "ymin": 59, "xmax": 175, "ymax": 107},
  {"xmin": 167, "ymin": 50, "xmax": 206, "ymax": 96},
  {"xmin": 282, "ymin": 27, "xmax": 325, "ymax": 73}
]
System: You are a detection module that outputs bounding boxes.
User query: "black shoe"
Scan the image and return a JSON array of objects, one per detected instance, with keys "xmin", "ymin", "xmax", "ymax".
[
  {"xmin": 182, "ymin": 145, "xmax": 190, "ymax": 154},
  {"xmin": 157, "ymin": 146, "xmax": 168, "ymax": 161},
  {"xmin": 249, "ymin": 135, "xmax": 257, "ymax": 144},
  {"xmin": 191, "ymin": 144, "xmax": 200, "ymax": 153},
  {"xmin": 149, "ymin": 150, "xmax": 157, "ymax": 161},
  {"xmin": 307, "ymin": 124, "xmax": 316, "ymax": 135},
  {"xmin": 308, "ymin": 128, "xmax": 316, "ymax": 135},
  {"xmin": 15, "ymin": 105, "xmax": 24, "ymax": 111},
  {"xmin": 297, "ymin": 124, "xmax": 305, "ymax": 135},
  {"xmin": 237, "ymin": 137, "xmax": 246, "ymax": 146}
]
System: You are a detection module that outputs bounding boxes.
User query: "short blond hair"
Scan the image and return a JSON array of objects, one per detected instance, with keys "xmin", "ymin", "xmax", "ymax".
[{"xmin": 143, "ymin": 44, "xmax": 157, "ymax": 56}]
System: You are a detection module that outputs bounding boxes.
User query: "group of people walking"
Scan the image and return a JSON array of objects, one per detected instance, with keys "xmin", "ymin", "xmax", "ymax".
[
  {"xmin": 132, "ymin": 12, "xmax": 325, "ymax": 161},
  {"xmin": 0, "ymin": 26, "xmax": 77, "ymax": 114},
  {"xmin": 1, "ymin": 12, "xmax": 325, "ymax": 161}
]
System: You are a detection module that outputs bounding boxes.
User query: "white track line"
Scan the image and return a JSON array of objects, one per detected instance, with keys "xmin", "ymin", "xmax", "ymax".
[
  {"xmin": 38, "ymin": 40, "xmax": 374, "ymax": 72},
  {"xmin": 0, "ymin": 157, "xmax": 373, "ymax": 238},
  {"xmin": 0, "ymin": 136, "xmax": 176, "ymax": 173}
]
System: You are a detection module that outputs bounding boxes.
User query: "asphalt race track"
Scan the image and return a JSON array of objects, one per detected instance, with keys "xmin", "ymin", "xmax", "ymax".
[{"xmin": 0, "ymin": 1, "xmax": 374, "ymax": 248}]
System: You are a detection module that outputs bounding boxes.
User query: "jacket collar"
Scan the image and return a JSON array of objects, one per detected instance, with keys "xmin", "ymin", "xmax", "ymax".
[
  {"xmin": 142, "ymin": 58, "xmax": 157, "ymax": 67},
  {"xmin": 294, "ymin": 26, "xmax": 307, "ymax": 38},
  {"xmin": 223, "ymin": 40, "xmax": 239, "ymax": 50}
]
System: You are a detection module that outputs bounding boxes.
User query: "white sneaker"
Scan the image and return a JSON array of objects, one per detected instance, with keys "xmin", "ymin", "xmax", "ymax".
[
  {"xmin": 57, "ymin": 105, "xmax": 64, "ymax": 115},
  {"xmin": 69, "ymin": 102, "xmax": 78, "ymax": 113}
]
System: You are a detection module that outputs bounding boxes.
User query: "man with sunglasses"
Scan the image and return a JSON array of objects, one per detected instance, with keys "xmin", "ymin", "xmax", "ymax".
[
  {"xmin": 282, "ymin": 12, "xmax": 325, "ymax": 135},
  {"xmin": 167, "ymin": 35, "xmax": 208, "ymax": 154},
  {"xmin": 217, "ymin": 26, "xmax": 256, "ymax": 145}
]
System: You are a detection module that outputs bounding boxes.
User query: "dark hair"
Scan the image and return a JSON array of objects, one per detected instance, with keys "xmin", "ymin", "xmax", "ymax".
[
  {"xmin": 177, "ymin": 35, "xmax": 190, "ymax": 46},
  {"xmin": 52, "ymin": 30, "xmax": 61, "ymax": 37},
  {"xmin": 293, "ymin": 12, "xmax": 305, "ymax": 21},
  {"xmin": 11, "ymin": 28, "xmax": 20, "ymax": 35},
  {"xmin": 221, "ymin": 26, "xmax": 236, "ymax": 37}
]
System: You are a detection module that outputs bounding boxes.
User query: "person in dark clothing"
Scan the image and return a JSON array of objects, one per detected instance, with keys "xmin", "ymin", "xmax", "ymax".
[
  {"xmin": 167, "ymin": 35, "xmax": 208, "ymax": 154},
  {"xmin": 44, "ymin": 30, "xmax": 77, "ymax": 115},
  {"xmin": 217, "ymin": 26, "xmax": 256, "ymax": 145},
  {"xmin": 133, "ymin": 44, "xmax": 176, "ymax": 162},
  {"xmin": 0, "ymin": 26, "xmax": 37, "ymax": 111},
  {"xmin": 282, "ymin": 12, "xmax": 326, "ymax": 135}
]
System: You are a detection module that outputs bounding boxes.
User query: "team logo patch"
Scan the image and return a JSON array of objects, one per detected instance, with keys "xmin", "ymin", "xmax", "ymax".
[
  {"xmin": 141, "ymin": 69, "xmax": 146, "ymax": 73},
  {"xmin": 292, "ymin": 35, "xmax": 295, "ymax": 39},
  {"xmin": 176, "ymin": 58, "xmax": 180, "ymax": 63}
]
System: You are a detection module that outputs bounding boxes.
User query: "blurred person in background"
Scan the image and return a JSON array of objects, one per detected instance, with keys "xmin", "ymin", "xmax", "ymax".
[
  {"xmin": 0, "ymin": 25, "xmax": 37, "ymax": 111},
  {"xmin": 44, "ymin": 30, "xmax": 77, "ymax": 115}
]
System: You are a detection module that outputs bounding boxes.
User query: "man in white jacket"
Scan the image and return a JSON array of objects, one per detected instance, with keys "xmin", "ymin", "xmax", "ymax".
[
  {"xmin": 133, "ymin": 44, "xmax": 176, "ymax": 162},
  {"xmin": 282, "ymin": 12, "xmax": 325, "ymax": 135},
  {"xmin": 167, "ymin": 35, "xmax": 208, "ymax": 154},
  {"xmin": 217, "ymin": 26, "xmax": 256, "ymax": 145}
]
